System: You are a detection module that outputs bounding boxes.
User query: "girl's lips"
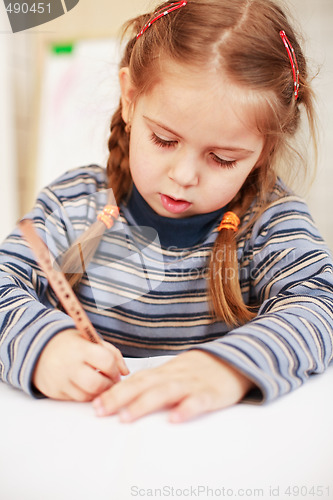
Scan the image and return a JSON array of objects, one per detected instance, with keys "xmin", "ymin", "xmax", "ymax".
[{"xmin": 160, "ymin": 194, "xmax": 192, "ymax": 214}]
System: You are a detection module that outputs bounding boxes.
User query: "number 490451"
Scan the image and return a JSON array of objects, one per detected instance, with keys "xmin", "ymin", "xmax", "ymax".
[{"xmin": 6, "ymin": 3, "xmax": 51, "ymax": 14}]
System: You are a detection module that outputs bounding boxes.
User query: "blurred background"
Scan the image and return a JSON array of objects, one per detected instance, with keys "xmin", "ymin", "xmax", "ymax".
[{"xmin": 0, "ymin": 0, "xmax": 332, "ymax": 249}]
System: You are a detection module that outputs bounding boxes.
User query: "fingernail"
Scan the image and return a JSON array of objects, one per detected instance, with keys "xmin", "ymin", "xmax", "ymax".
[
  {"xmin": 95, "ymin": 407, "xmax": 107, "ymax": 417},
  {"xmin": 92, "ymin": 396, "xmax": 102, "ymax": 408},
  {"xmin": 122, "ymin": 364, "xmax": 130, "ymax": 376},
  {"xmin": 119, "ymin": 408, "xmax": 132, "ymax": 423},
  {"xmin": 169, "ymin": 412, "xmax": 181, "ymax": 423},
  {"xmin": 93, "ymin": 397, "xmax": 106, "ymax": 417}
]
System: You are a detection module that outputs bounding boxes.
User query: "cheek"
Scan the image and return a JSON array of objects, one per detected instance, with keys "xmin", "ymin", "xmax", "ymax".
[
  {"xmin": 129, "ymin": 141, "xmax": 157, "ymax": 190},
  {"xmin": 129, "ymin": 131, "xmax": 165, "ymax": 179},
  {"xmin": 128, "ymin": 136, "xmax": 145, "ymax": 173},
  {"xmin": 203, "ymin": 168, "xmax": 252, "ymax": 206},
  {"xmin": 208, "ymin": 168, "xmax": 248, "ymax": 192},
  {"xmin": 129, "ymin": 124, "xmax": 153, "ymax": 161}
]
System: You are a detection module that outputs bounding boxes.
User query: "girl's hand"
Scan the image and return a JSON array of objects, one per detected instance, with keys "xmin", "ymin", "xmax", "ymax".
[
  {"xmin": 92, "ymin": 350, "xmax": 255, "ymax": 423},
  {"xmin": 32, "ymin": 329, "xmax": 129, "ymax": 401}
]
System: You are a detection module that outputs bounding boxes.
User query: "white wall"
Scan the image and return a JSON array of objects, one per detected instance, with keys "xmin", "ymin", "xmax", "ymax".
[
  {"xmin": 0, "ymin": 8, "xmax": 18, "ymax": 242},
  {"xmin": 290, "ymin": 0, "xmax": 333, "ymax": 251}
]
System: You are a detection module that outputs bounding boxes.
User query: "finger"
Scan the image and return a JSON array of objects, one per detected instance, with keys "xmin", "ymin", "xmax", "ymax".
[
  {"xmin": 93, "ymin": 369, "xmax": 156, "ymax": 416},
  {"xmin": 50, "ymin": 390, "xmax": 72, "ymax": 401},
  {"xmin": 34, "ymin": 374, "xmax": 73, "ymax": 400},
  {"xmin": 102, "ymin": 342, "xmax": 130, "ymax": 376},
  {"xmin": 66, "ymin": 380, "xmax": 95, "ymax": 402},
  {"xmin": 84, "ymin": 343, "xmax": 124, "ymax": 382},
  {"xmin": 59, "ymin": 391, "xmax": 72, "ymax": 401},
  {"xmin": 117, "ymin": 381, "xmax": 188, "ymax": 423},
  {"xmin": 74, "ymin": 364, "xmax": 114, "ymax": 397},
  {"xmin": 168, "ymin": 392, "xmax": 215, "ymax": 423}
]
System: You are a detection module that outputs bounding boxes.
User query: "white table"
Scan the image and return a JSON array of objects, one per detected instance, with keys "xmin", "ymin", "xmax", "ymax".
[{"xmin": 1, "ymin": 357, "xmax": 333, "ymax": 500}]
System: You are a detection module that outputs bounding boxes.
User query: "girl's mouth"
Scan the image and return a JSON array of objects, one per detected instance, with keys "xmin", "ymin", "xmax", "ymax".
[{"xmin": 160, "ymin": 194, "xmax": 192, "ymax": 214}]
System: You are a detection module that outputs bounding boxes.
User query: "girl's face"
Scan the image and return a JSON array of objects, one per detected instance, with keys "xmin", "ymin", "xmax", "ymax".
[{"xmin": 120, "ymin": 64, "xmax": 264, "ymax": 218}]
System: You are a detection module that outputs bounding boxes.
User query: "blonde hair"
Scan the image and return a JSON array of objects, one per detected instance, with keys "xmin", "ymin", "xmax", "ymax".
[{"xmin": 61, "ymin": 0, "xmax": 318, "ymax": 326}]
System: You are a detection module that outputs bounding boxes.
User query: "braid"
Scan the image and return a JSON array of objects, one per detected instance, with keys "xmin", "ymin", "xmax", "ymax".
[
  {"xmin": 208, "ymin": 193, "xmax": 256, "ymax": 327},
  {"xmin": 208, "ymin": 162, "xmax": 277, "ymax": 327},
  {"xmin": 60, "ymin": 104, "xmax": 131, "ymax": 291},
  {"xmin": 106, "ymin": 101, "xmax": 131, "ymax": 203}
]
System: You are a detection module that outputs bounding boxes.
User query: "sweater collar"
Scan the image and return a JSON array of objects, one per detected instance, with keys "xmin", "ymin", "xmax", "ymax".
[{"xmin": 126, "ymin": 184, "xmax": 225, "ymax": 248}]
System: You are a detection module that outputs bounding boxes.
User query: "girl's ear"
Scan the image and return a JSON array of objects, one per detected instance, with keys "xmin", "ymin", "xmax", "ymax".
[{"xmin": 119, "ymin": 67, "xmax": 136, "ymax": 124}]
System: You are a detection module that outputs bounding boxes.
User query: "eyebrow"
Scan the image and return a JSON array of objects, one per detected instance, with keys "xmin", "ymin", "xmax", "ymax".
[{"xmin": 143, "ymin": 116, "xmax": 255, "ymax": 154}]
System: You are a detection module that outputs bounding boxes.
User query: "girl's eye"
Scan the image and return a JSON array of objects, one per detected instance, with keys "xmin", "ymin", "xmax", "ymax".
[
  {"xmin": 210, "ymin": 153, "xmax": 237, "ymax": 169},
  {"xmin": 150, "ymin": 133, "xmax": 177, "ymax": 148},
  {"xmin": 150, "ymin": 133, "xmax": 237, "ymax": 169}
]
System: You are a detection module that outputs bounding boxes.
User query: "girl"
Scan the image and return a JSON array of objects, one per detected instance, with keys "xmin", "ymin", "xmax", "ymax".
[{"xmin": 0, "ymin": 0, "xmax": 332, "ymax": 424}]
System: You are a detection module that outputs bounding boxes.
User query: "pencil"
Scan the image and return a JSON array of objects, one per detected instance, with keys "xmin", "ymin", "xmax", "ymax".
[{"xmin": 19, "ymin": 219, "xmax": 101, "ymax": 344}]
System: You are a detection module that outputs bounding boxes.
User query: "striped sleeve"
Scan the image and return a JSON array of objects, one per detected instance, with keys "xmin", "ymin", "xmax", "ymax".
[
  {"xmin": 192, "ymin": 196, "xmax": 333, "ymax": 402},
  {"xmin": 0, "ymin": 166, "xmax": 104, "ymax": 396}
]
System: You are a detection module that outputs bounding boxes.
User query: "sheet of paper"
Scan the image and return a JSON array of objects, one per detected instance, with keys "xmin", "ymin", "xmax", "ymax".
[{"xmin": 123, "ymin": 355, "xmax": 175, "ymax": 375}]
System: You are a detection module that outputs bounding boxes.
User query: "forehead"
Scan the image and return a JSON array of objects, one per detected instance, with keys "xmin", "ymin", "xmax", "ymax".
[{"xmin": 138, "ymin": 61, "xmax": 266, "ymax": 144}]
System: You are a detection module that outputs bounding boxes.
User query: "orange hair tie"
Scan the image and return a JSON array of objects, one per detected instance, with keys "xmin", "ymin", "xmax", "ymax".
[
  {"xmin": 218, "ymin": 211, "xmax": 240, "ymax": 232},
  {"xmin": 97, "ymin": 205, "xmax": 120, "ymax": 229}
]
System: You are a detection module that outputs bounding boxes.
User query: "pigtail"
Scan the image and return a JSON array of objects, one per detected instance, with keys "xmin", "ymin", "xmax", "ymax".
[
  {"xmin": 208, "ymin": 163, "xmax": 278, "ymax": 326},
  {"xmin": 106, "ymin": 101, "xmax": 131, "ymax": 204},
  {"xmin": 60, "ymin": 101, "xmax": 131, "ymax": 290},
  {"xmin": 208, "ymin": 223, "xmax": 255, "ymax": 327},
  {"xmin": 61, "ymin": 219, "xmax": 108, "ymax": 289},
  {"xmin": 58, "ymin": 16, "xmax": 136, "ymax": 292},
  {"xmin": 208, "ymin": 194, "xmax": 256, "ymax": 327}
]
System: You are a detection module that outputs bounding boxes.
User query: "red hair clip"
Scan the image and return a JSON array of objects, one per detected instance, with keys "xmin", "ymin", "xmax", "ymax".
[
  {"xmin": 136, "ymin": 1, "xmax": 188, "ymax": 39},
  {"xmin": 279, "ymin": 30, "xmax": 300, "ymax": 100}
]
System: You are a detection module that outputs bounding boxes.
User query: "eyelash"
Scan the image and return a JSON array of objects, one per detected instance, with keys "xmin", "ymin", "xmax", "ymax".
[
  {"xmin": 150, "ymin": 133, "xmax": 176, "ymax": 149},
  {"xmin": 150, "ymin": 133, "xmax": 237, "ymax": 169}
]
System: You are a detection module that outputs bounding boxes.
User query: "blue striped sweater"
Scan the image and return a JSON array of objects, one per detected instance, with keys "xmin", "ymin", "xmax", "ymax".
[{"xmin": 0, "ymin": 165, "xmax": 332, "ymax": 401}]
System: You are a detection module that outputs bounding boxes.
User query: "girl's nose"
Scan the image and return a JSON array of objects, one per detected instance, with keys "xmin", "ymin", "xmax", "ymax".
[{"xmin": 168, "ymin": 153, "xmax": 199, "ymax": 187}]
